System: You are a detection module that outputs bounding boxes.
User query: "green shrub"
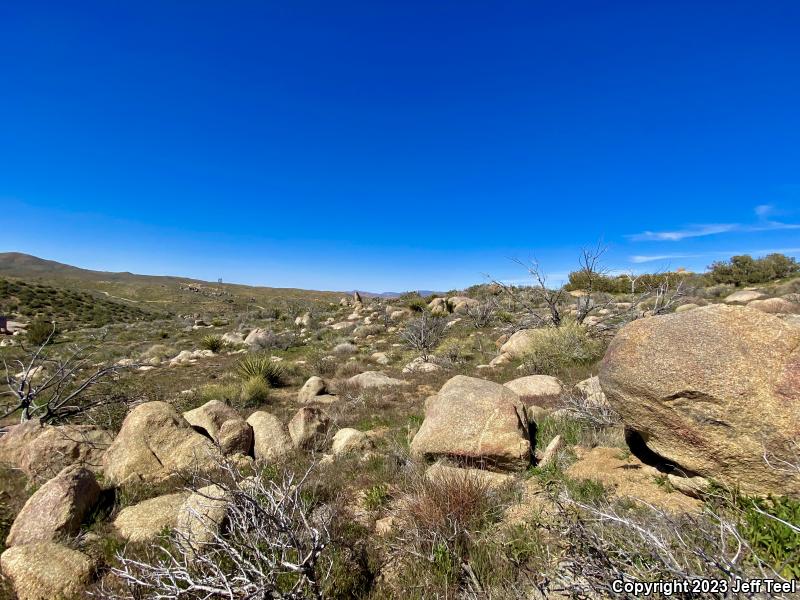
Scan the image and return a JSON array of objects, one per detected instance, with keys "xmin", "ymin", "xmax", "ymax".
[
  {"xmin": 26, "ymin": 318, "xmax": 57, "ymax": 346},
  {"xmin": 520, "ymin": 321, "xmax": 605, "ymax": 377},
  {"xmin": 239, "ymin": 376, "xmax": 270, "ymax": 406},
  {"xmin": 740, "ymin": 495, "xmax": 800, "ymax": 578},
  {"xmin": 707, "ymin": 253, "xmax": 799, "ymax": 286},
  {"xmin": 363, "ymin": 484, "xmax": 389, "ymax": 510},
  {"xmin": 236, "ymin": 354, "xmax": 285, "ymax": 387},
  {"xmin": 407, "ymin": 298, "xmax": 428, "ymax": 313},
  {"xmin": 200, "ymin": 334, "xmax": 225, "ymax": 353}
]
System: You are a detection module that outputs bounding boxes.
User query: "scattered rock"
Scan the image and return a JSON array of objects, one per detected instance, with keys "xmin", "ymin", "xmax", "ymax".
[
  {"xmin": 288, "ymin": 407, "xmax": 330, "ymax": 449},
  {"xmin": 298, "ymin": 376, "xmax": 328, "ymax": 402},
  {"xmin": 7, "ymin": 465, "xmax": 100, "ymax": 546},
  {"xmin": 1, "ymin": 542, "xmax": 94, "ymax": 600},
  {"xmin": 402, "ymin": 357, "xmax": 442, "ymax": 374},
  {"xmin": 537, "ymin": 434, "xmax": 564, "ymax": 469},
  {"xmin": 600, "ymin": 305, "xmax": 800, "ymax": 496},
  {"xmin": 222, "ymin": 331, "xmax": 244, "ymax": 345},
  {"xmin": 113, "ymin": 492, "xmax": 190, "ymax": 542},
  {"xmin": 331, "ymin": 428, "xmax": 374, "ymax": 457},
  {"xmin": 425, "ymin": 462, "xmax": 514, "ymax": 490},
  {"xmin": 347, "ymin": 371, "xmax": 407, "ymax": 388},
  {"xmin": 411, "ymin": 375, "xmax": 532, "ymax": 471},
  {"xmin": 723, "ymin": 289, "xmax": 764, "ymax": 304},
  {"xmin": 504, "ymin": 375, "xmax": 563, "ymax": 401},
  {"xmin": 218, "ymin": 419, "xmax": 254, "ymax": 456},
  {"xmin": 176, "ymin": 484, "xmax": 229, "ymax": 550},
  {"xmin": 246, "ymin": 411, "xmax": 292, "ymax": 462},
  {"xmin": 183, "ymin": 400, "xmax": 242, "ymax": 441},
  {"xmin": 574, "ymin": 376, "xmax": 608, "ymax": 408},
  {"xmin": 499, "ymin": 329, "xmax": 545, "ymax": 359},
  {"xmin": 371, "ymin": 352, "xmax": 390, "ymax": 365}
]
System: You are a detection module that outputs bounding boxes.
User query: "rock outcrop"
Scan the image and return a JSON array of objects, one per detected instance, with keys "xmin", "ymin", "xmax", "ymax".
[
  {"xmin": 411, "ymin": 375, "xmax": 531, "ymax": 471},
  {"xmin": 600, "ymin": 304, "xmax": 800, "ymax": 496}
]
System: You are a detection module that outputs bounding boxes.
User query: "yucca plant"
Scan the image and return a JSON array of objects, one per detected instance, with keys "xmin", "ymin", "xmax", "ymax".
[
  {"xmin": 200, "ymin": 334, "xmax": 226, "ymax": 353},
  {"xmin": 236, "ymin": 354, "xmax": 285, "ymax": 387}
]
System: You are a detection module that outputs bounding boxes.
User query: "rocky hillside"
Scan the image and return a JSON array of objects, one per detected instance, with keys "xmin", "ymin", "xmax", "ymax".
[{"xmin": 0, "ymin": 273, "xmax": 799, "ymax": 599}]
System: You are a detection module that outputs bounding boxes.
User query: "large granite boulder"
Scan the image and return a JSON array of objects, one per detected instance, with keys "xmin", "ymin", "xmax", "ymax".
[
  {"xmin": 411, "ymin": 375, "xmax": 532, "ymax": 471},
  {"xmin": 1, "ymin": 543, "xmax": 94, "ymax": 600},
  {"xmin": 113, "ymin": 492, "xmax": 190, "ymax": 542},
  {"xmin": 103, "ymin": 401, "xmax": 220, "ymax": 486},
  {"xmin": 6, "ymin": 465, "xmax": 100, "ymax": 547},
  {"xmin": 246, "ymin": 411, "xmax": 292, "ymax": 462},
  {"xmin": 600, "ymin": 304, "xmax": 800, "ymax": 496}
]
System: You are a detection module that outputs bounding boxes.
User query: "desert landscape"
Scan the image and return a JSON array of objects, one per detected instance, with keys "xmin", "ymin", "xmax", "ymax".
[{"xmin": 1, "ymin": 250, "xmax": 799, "ymax": 599}]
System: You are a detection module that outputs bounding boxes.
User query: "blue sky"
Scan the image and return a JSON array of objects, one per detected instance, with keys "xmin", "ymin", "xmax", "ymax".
[{"xmin": 2, "ymin": 1, "xmax": 799, "ymax": 292}]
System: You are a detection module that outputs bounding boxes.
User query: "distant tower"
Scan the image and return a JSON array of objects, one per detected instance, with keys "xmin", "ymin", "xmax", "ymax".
[{"xmin": 218, "ymin": 278, "xmax": 223, "ymax": 284}]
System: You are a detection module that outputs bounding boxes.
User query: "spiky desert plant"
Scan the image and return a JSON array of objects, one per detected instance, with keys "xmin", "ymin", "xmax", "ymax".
[
  {"xmin": 200, "ymin": 334, "xmax": 225, "ymax": 353},
  {"xmin": 236, "ymin": 354, "xmax": 285, "ymax": 387}
]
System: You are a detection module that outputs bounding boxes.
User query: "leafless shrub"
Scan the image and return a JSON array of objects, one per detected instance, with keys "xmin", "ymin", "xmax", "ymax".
[
  {"xmin": 106, "ymin": 459, "xmax": 331, "ymax": 599},
  {"xmin": 1, "ymin": 327, "xmax": 131, "ymax": 423},
  {"xmin": 464, "ymin": 299, "xmax": 497, "ymax": 329},
  {"xmin": 559, "ymin": 393, "xmax": 620, "ymax": 428},
  {"xmin": 400, "ymin": 312, "xmax": 447, "ymax": 361}
]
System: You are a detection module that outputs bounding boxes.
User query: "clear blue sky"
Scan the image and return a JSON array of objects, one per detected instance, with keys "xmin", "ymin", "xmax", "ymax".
[{"xmin": 2, "ymin": 1, "xmax": 799, "ymax": 292}]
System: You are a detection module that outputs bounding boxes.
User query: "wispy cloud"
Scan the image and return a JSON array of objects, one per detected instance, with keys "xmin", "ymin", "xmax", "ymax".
[
  {"xmin": 628, "ymin": 224, "xmax": 737, "ymax": 242},
  {"xmin": 627, "ymin": 205, "xmax": 800, "ymax": 242},
  {"xmin": 629, "ymin": 247, "xmax": 800, "ymax": 264}
]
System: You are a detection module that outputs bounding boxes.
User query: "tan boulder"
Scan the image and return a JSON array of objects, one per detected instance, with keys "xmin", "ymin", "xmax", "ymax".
[
  {"xmin": 102, "ymin": 401, "xmax": 220, "ymax": 487},
  {"xmin": 176, "ymin": 484, "xmax": 229, "ymax": 550},
  {"xmin": 574, "ymin": 375, "xmax": 608, "ymax": 408},
  {"xmin": 183, "ymin": 399, "xmax": 242, "ymax": 440},
  {"xmin": 113, "ymin": 492, "xmax": 190, "ymax": 542},
  {"xmin": 347, "ymin": 371, "xmax": 407, "ymax": 388},
  {"xmin": 246, "ymin": 411, "xmax": 292, "ymax": 462},
  {"xmin": 288, "ymin": 407, "xmax": 330, "ymax": 449},
  {"xmin": 7, "ymin": 465, "xmax": 100, "ymax": 547},
  {"xmin": 723, "ymin": 289, "xmax": 764, "ymax": 304},
  {"xmin": 0, "ymin": 543, "xmax": 94, "ymax": 600},
  {"xmin": 747, "ymin": 297, "xmax": 800, "ymax": 314},
  {"xmin": 499, "ymin": 329, "xmax": 545, "ymax": 359},
  {"xmin": 428, "ymin": 297, "xmax": 449, "ymax": 315},
  {"xmin": 331, "ymin": 428, "xmax": 374, "ymax": 456},
  {"xmin": 218, "ymin": 419, "xmax": 254, "ymax": 456},
  {"xmin": 448, "ymin": 296, "xmax": 479, "ymax": 314},
  {"xmin": 600, "ymin": 304, "xmax": 800, "ymax": 496},
  {"xmin": 504, "ymin": 375, "xmax": 563, "ymax": 400},
  {"xmin": 425, "ymin": 462, "xmax": 514, "ymax": 491},
  {"xmin": 410, "ymin": 375, "xmax": 532, "ymax": 471},
  {"xmin": 298, "ymin": 376, "xmax": 327, "ymax": 402}
]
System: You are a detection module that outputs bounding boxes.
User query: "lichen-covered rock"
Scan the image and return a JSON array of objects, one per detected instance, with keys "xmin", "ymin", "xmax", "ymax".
[
  {"xmin": 6, "ymin": 465, "xmax": 100, "ymax": 547},
  {"xmin": 102, "ymin": 401, "xmax": 220, "ymax": 486},
  {"xmin": 411, "ymin": 375, "xmax": 531, "ymax": 471},
  {"xmin": 1, "ymin": 543, "xmax": 94, "ymax": 600},
  {"xmin": 600, "ymin": 304, "xmax": 800, "ymax": 496}
]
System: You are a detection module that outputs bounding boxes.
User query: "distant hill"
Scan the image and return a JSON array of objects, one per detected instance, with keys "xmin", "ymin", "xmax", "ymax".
[{"xmin": 0, "ymin": 252, "xmax": 344, "ymax": 315}]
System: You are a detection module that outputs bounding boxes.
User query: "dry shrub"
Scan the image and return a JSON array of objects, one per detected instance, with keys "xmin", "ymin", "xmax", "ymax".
[
  {"xmin": 520, "ymin": 321, "xmax": 605, "ymax": 378},
  {"xmin": 334, "ymin": 359, "xmax": 369, "ymax": 378}
]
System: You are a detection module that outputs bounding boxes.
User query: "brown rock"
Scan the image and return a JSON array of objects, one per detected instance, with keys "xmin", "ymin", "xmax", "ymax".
[
  {"xmin": 410, "ymin": 375, "xmax": 531, "ymax": 471},
  {"xmin": 1, "ymin": 543, "xmax": 94, "ymax": 600},
  {"xmin": 7, "ymin": 465, "xmax": 100, "ymax": 547},
  {"xmin": 600, "ymin": 305, "xmax": 800, "ymax": 496}
]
